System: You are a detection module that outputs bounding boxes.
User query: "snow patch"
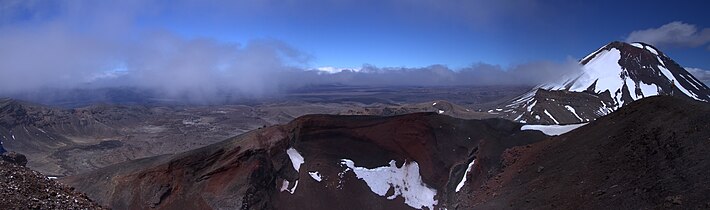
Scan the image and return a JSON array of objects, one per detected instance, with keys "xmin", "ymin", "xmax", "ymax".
[
  {"xmin": 521, "ymin": 123, "xmax": 588, "ymax": 136},
  {"xmin": 455, "ymin": 159, "xmax": 476, "ymax": 192},
  {"xmin": 564, "ymin": 105, "xmax": 583, "ymax": 122},
  {"xmin": 280, "ymin": 180, "xmax": 299, "ymax": 194},
  {"xmin": 286, "ymin": 148, "xmax": 304, "ymax": 172},
  {"xmin": 630, "ymin": 43, "xmax": 643, "ymax": 48},
  {"xmin": 543, "ymin": 109, "xmax": 559, "ymax": 124},
  {"xmin": 437, "ymin": 110, "xmax": 444, "ymax": 114},
  {"xmin": 657, "ymin": 56, "xmax": 665, "ymax": 66},
  {"xmin": 638, "ymin": 82, "xmax": 659, "ymax": 98},
  {"xmin": 679, "ymin": 74, "xmax": 700, "ymax": 90},
  {"xmin": 596, "ymin": 101, "xmax": 612, "ymax": 116},
  {"xmin": 527, "ymin": 100, "xmax": 537, "ymax": 112},
  {"xmin": 645, "ymin": 46, "xmax": 659, "ymax": 55},
  {"xmin": 308, "ymin": 171, "xmax": 323, "ymax": 182},
  {"xmin": 340, "ymin": 159, "xmax": 438, "ymax": 210}
]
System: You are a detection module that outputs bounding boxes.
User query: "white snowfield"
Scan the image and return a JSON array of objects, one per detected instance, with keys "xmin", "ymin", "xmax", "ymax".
[
  {"xmin": 521, "ymin": 123, "xmax": 588, "ymax": 136},
  {"xmin": 340, "ymin": 159, "xmax": 438, "ymax": 210},
  {"xmin": 561, "ymin": 48, "xmax": 627, "ymax": 107}
]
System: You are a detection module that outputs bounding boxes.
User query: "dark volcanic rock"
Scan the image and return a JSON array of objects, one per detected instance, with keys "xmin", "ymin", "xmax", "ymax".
[
  {"xmin": 0, "ymin": 152, "xmax": 106, "ymax": 209},
  {"xmin": 63, "ymin": 113, "xmax": 547, "ymax": 210},
  {"xmin": 0, "ymin": 152, "xmax": 27, "ymax": 166},
  {"xmin": 463, "ymin": 96, "xmax": 710, "ymax": 209}
]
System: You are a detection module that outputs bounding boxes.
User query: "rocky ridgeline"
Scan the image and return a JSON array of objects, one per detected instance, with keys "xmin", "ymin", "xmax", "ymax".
[{"xmin": 0, "ymin": 152, "xmax": 106, "ymax": 209}]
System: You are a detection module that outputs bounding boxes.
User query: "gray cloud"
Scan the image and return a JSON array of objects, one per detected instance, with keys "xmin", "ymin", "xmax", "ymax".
[
  {"xmin": 0, "ymin": 0, "xmax": 579, "ymax": 104},
  {"xmin": 626, "ymin": 22, "xmax": 710, "ymax": 48},
  {"xmin": 276, "ymin": 60, "xmax": 582, "ymax": 88},
  {"xmin": 686, "ymin": 67, "xmax": 710, "ymax": 86}
]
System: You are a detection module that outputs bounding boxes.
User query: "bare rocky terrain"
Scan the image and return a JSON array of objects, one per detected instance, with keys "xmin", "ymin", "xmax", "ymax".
[
  {"xmin": 0, "ymin": 86, "xmax": 527, "ymax": 177},
  {"xmin": 60, "ymin": 96, "xmax": 710, "ymax": 210},
  {"xmin": 62, "ymin": 112, "xmax": 548, "ymax": 209},
  {"xmin": 0, "ymin": 152, "xmax": 106, "ymax": 209},
  {"xmin": 4, "ymin": 82, "xmax": 709, "ymax": 210}
]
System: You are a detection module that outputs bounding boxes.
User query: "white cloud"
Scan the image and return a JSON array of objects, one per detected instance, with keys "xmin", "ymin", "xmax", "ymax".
[
  {"xmin": 686, "ymin": 67, "xmax": 710, "ymax": 86},
  {"xmin": 626, "ymin": 22, "xmax": 710, "ymax": 48}
]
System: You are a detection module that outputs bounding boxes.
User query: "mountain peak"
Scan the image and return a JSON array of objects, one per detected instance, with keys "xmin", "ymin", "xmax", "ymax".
[
  {"xmin": 497, "ymin": 41, "xmax": 710, "ymax": 124},
  {"xmin": 556, "ymin": 41, "xmax": 709, "ymax": 105}
]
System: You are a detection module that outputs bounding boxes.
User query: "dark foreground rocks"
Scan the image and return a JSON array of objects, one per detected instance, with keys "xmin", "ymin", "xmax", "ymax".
[
  {"xmin": 0, "ymin": 152, "xmax": 106, "ymax": 209},
  {"xmin": 463, "ymin": 96, "xmax": 710, "ymax": 209}
]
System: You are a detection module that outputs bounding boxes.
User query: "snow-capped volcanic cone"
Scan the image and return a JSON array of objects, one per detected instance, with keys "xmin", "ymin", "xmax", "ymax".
[{"xmin": 496, "ymin": 41, "xmax": 710, "ymax": 124}]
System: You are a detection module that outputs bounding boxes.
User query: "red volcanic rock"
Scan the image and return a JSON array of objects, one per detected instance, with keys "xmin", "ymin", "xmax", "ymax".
[{"xmin": 63, "ymin": 113, "xmax": 547, "ymax": 209}]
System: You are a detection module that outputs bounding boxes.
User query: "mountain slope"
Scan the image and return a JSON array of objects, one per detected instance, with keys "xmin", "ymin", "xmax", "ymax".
[
  {"xmin": 464, "ymin": 96, "xmax": 710, "ymax": 209},
  {"xmin": 63, "ymin": 113, "xmax": 547, "ymax": 210},
  {"xmin": 496, "ymin": 41, "xmax": 710, "ymax": 124},
  {"xmin": 0, "ymin": 98, "xmax": 151, "ymax": 175}
]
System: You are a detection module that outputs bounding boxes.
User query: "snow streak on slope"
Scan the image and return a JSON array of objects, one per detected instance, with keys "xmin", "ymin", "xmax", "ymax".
[
  {"xmin": 455, "ymin": 159, "xmax": 476, "ymax": 192},
  {"xmin": 543, "ymin": 109, "xmax": 559, "ymax": 124},
  {"xmin": 564, "ymin": 105, "xmax": 583, "ymax": 122},
  {"xmin": 340, "ymin": 159, "xmax": 438, "ymax": 210}
]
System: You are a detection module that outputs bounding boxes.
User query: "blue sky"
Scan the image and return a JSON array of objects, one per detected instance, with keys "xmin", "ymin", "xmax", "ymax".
[
  {"xmin": 3, "ymin": 0, "xmax": 708, "ymax": 69},
  {"xmin": 0, "ymin": 0, "xmax": 709, "ymax": 97},
  {"xmin": 132, "ymin": 0, "xmax": 710, "ymax": 69}
]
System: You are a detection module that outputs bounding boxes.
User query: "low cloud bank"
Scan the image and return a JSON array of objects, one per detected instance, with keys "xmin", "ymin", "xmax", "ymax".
[
  {"xmin": 0, "ymin": 0, "xmax": 583, "ymax": 104},
  {"xmin": 0, "ymin": 27, "xmax": 582, "ymax": 103}
]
